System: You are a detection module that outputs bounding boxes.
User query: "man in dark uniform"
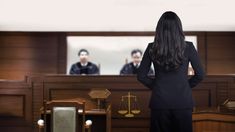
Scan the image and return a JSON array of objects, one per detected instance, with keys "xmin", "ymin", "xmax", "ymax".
[
  {"xmin": 69, "ymin": 49, "xmax": 99, "ymax": 75},
  {"xmin": 120, "ymin": 49, "xmax": 154, "ymax": 75}
]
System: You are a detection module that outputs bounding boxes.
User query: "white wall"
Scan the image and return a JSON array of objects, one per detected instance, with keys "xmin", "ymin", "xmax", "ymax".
[{"xmin": 0, "ymin": 0, "xmax": 235, "ymax": 31}]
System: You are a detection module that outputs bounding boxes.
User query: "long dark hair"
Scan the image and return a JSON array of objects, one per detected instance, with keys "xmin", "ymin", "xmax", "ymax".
[{"xmin": 150, "ymin": 11, "xmax": 186, "ymax": 71}]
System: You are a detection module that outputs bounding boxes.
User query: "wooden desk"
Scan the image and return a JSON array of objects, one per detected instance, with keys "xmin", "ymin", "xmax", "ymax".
[
  {"xmin": 193, "ymin": 111, "xmax": 235, "ymax": 132},
  {"xmin": 0, "ymin": 75, "xmax": 234, "ymax": 132}
]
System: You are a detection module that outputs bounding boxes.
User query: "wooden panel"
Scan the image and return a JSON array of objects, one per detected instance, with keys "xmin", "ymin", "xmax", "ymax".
[
  {"xmin": 0, "ymin": 32, "xmax": 66, "ymax": 80},
  {"xmin": 207, "ymin": 33, "xmax": 235, "ymax": 74},
  {"xmin": 112, "ymin": 128, "xmax": 149, "ymax": 132},
  {"xmin": 30, "ymin": 76, "xmax": 44, "ymax": 132},
  {"xmin": 193, "ymin": 89, "xmax": 212, "ymax": 107},
  {"xmin": 217, "ymin": 82, "xmax": 229, "ymax": 104},
  {"xmin": 112, "ymin": 118, "xmax": 149, "ymax": 127},
  {"xmin": 0, "ymin": 79, "xmax": 33, "ymax": 132},
  {"xmin": 0, "ymin": 47, "xmax": 57, "ymax": 59},
  {"xmin": 0, "ymin": 127, "xmax": 32, "ymax": 132},
  {"xmin": 192, "ymin": 82, "xmax": 217, "ymax": 107},
  {"xmin": 112, "ymin": 118, "xmax": 149, "ymax": 132},
  {"xmin": 0, "ymin": 91, "xmax": 32, "ymax": 124},
  {"xmin": 0, "ymin": 34, "xmax": 57, "ymax": 48},
  {"xmin": 0, "ymin": 95, "xmax": 24, "ymax": 117},
  {"xmin": 231, "ymin": 80, "xmax": 235, "ymax": 100},
  {"xmin": 196, "ymin": 32, "xmax": 207, "ymax": 72},
  {"xmin": 0, "ymin": 60, "xmax": 57, "ymax": 72},
  {"xmin": 57, "ymin": 33, "xmax": 67, "ymax": 73},
  {"xmin": 193, "ymin": 113, "xmax": 235, "ymax": 132},
  {"xmin": 0, "ymin": 71, "xmax": 32, "ymax": 81}
]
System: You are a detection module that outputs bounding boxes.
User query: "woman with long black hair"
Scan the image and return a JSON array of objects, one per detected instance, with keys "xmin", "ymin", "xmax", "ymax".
[{"xmin": 137, "ymin": 11, "xmax": 204, "ymax": 132}]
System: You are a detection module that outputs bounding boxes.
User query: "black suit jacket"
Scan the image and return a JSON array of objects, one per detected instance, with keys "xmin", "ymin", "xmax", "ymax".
[
  {"xmin": 69, "ymin": 62, "xmax": 99, "ymax": 75},
  {"xmin": 137, "ymin": 41, "xmax": 204, "ymax": 109}
]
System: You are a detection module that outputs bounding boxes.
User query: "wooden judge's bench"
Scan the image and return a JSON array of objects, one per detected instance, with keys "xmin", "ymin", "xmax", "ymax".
[{"xmin": 0, "ymin": 75, "xmax": 235, "ymax": 132}]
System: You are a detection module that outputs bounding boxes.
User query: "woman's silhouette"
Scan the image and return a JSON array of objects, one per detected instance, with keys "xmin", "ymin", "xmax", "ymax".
[{"xmin": 137, "ymin": 11, "xmax": 204, "ymax": 132}]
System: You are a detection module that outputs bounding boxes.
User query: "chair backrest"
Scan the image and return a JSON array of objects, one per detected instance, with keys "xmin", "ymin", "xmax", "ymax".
[
  {"xmin": 53, "ymin": 107, "xmax": 76, "ymax": 132},
  {"xmin": 43, "ymin": 100, "xmax": 85, "ymax": 132}
]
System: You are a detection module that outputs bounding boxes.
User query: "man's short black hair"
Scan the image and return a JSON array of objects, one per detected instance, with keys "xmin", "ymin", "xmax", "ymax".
[
  {"xmin": 131, "ymin": 49, "xmax": 142, "ymax": 56},
  {"xmin": 78, "ymin": 49, "xmax": 89, "ymax": 56}
]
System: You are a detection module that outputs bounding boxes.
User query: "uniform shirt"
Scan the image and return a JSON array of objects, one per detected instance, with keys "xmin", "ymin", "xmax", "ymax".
[
  {"xmin": 69, "ymin": 62, "xmax": 99, "ymax": 75},
  {"xmin": 137, "ymin": 41, "xmax": 204, "ymax": 109},
  {"xmin": 120, "ymin": 62, "xmax": 154, "ymax": 75}
]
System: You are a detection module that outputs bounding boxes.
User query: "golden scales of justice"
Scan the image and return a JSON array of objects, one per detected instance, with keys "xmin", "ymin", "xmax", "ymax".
[{"xmin": 118, "ymin": 92, "xmax": 141, "ymax": 117}]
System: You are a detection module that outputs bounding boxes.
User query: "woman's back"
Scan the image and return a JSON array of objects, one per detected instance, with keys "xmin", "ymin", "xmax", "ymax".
[{"xmin": 138, "ymin": 41, "xmax": 204, "ymax": 109}]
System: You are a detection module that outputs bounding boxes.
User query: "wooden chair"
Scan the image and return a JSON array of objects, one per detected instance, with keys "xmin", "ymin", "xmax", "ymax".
[{"xmin": 38, "ymin": 100, "xmax": 87, "ymax": 132}]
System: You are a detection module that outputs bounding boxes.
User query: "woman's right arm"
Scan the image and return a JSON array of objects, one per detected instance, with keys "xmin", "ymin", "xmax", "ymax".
[{"xmin": 137, "ymin": 43, "xmax": 154, "ymax": 89}]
